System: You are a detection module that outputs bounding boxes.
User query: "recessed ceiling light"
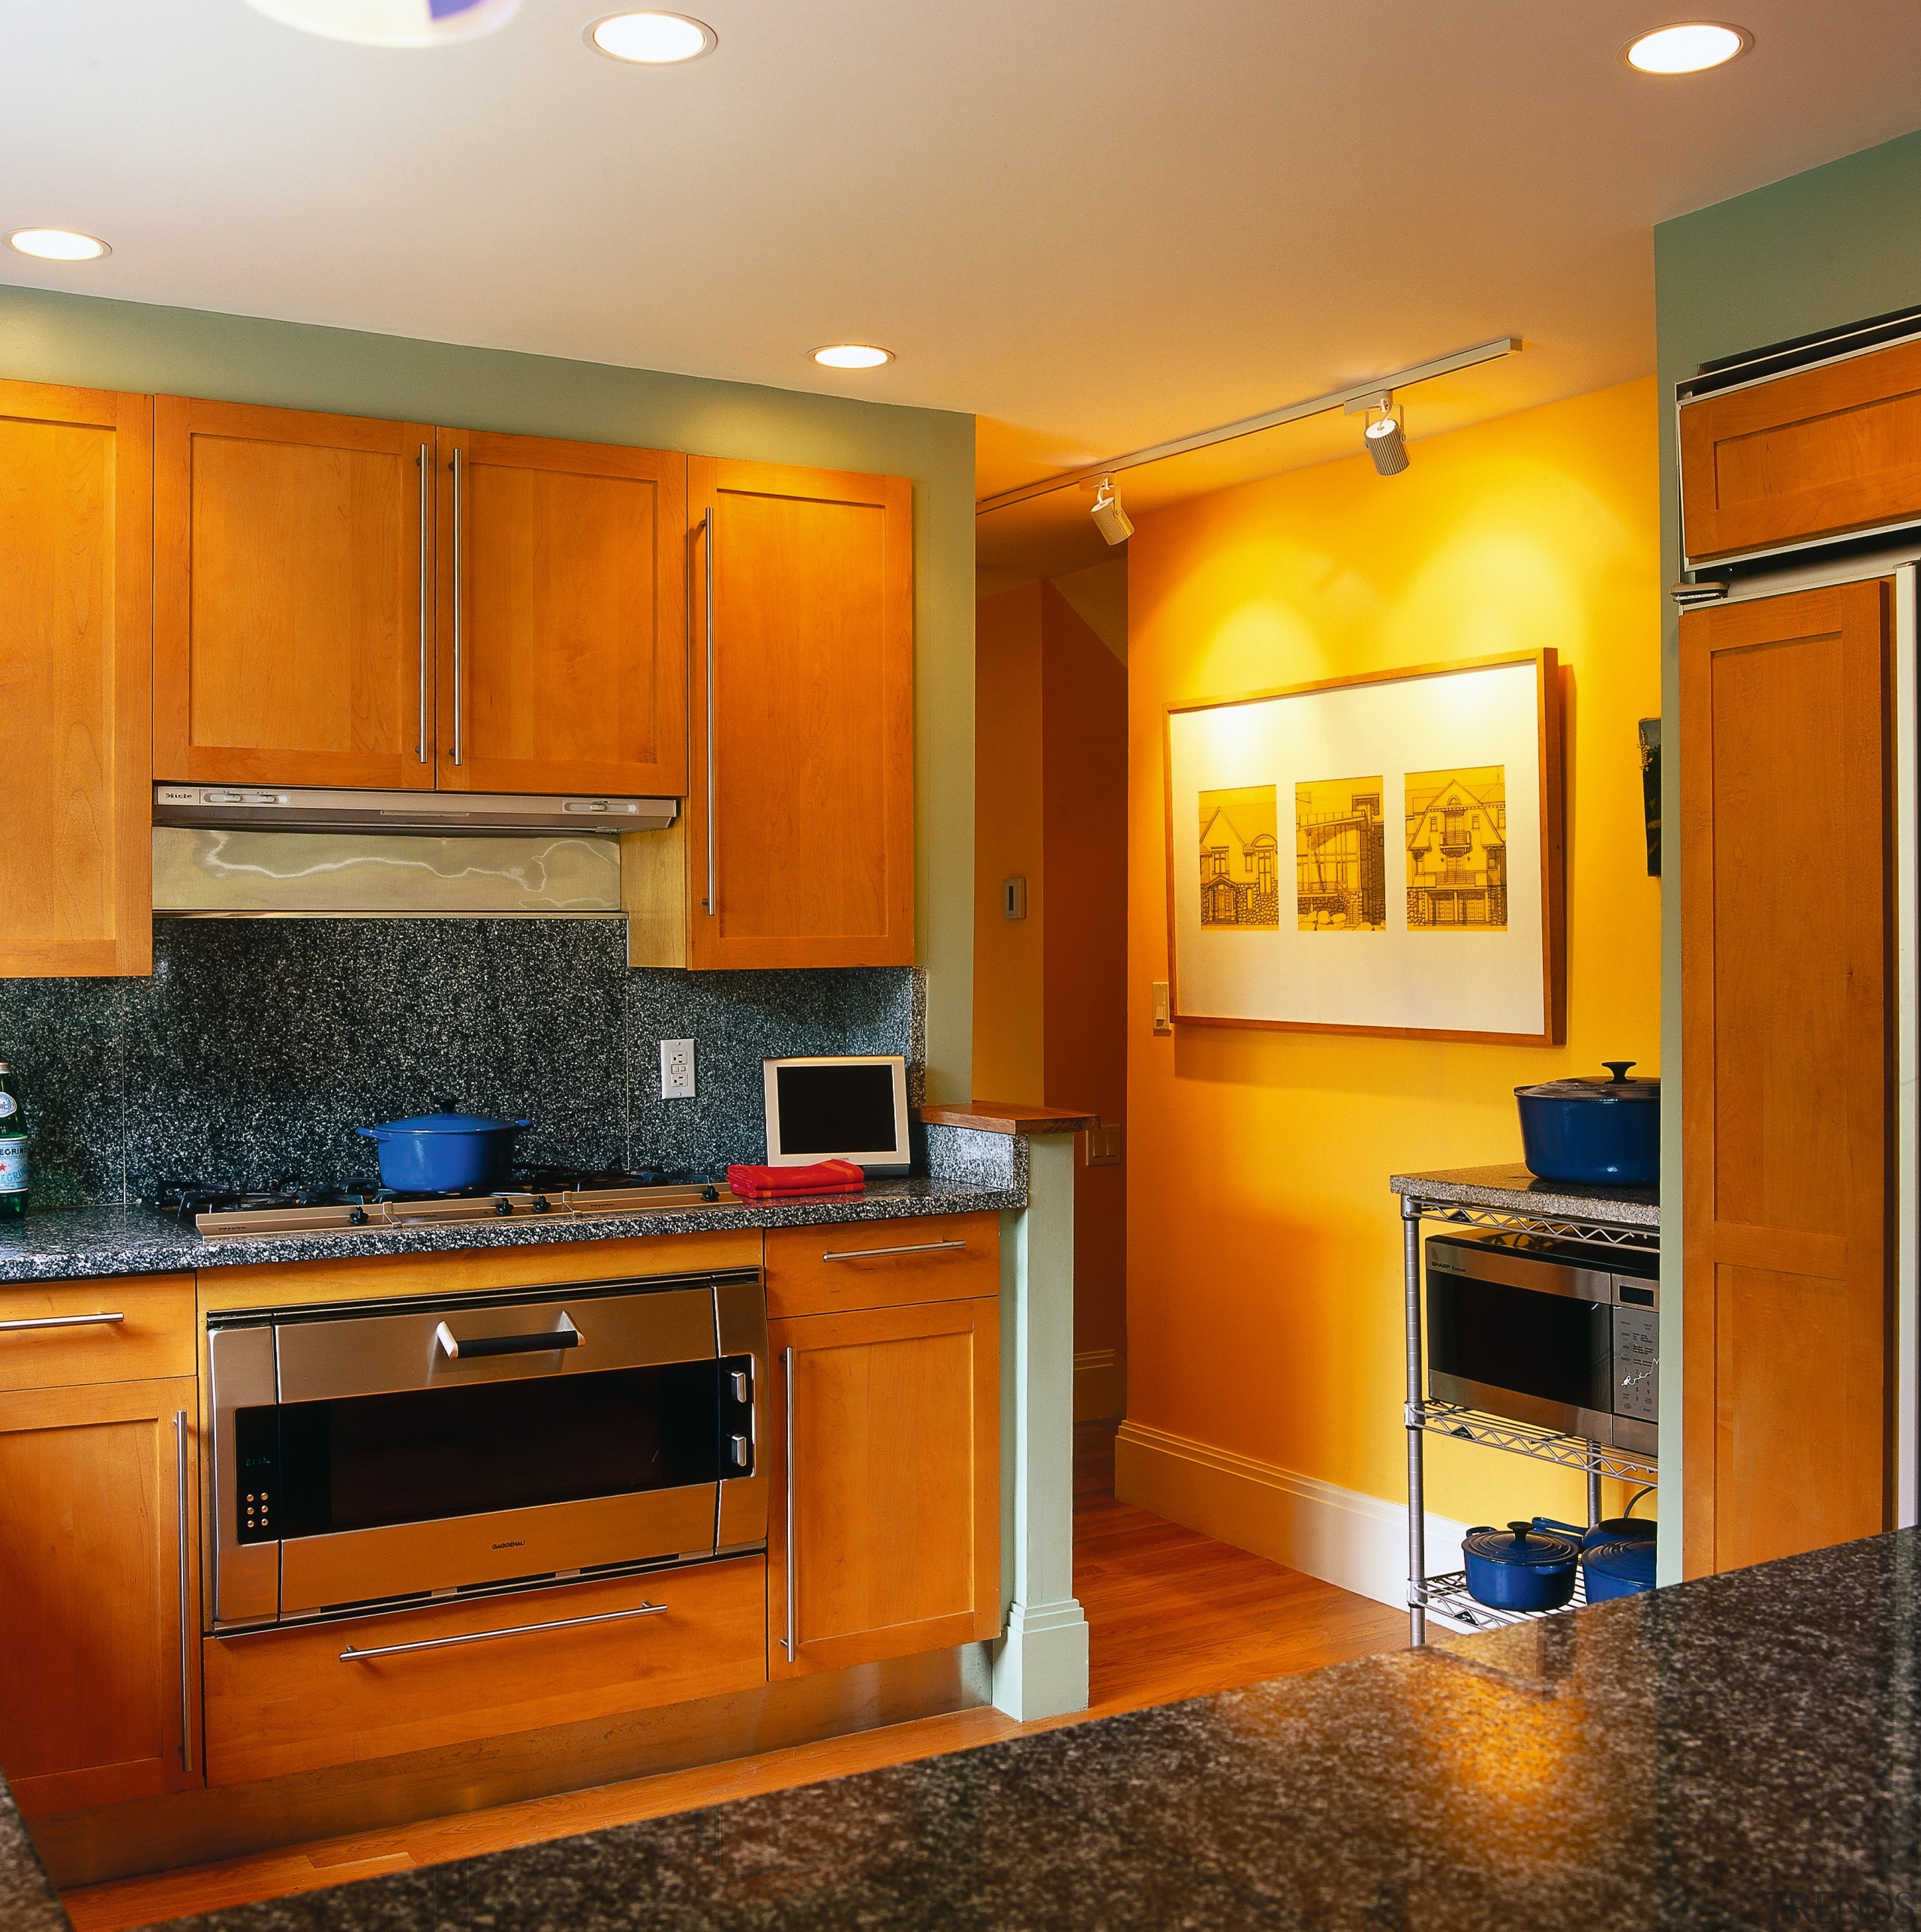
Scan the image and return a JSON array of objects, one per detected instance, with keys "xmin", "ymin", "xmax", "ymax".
[
  {"xmin": 1623, "ymin": 21, "xmax": 1752, "ymax": 73},
  {"xmin": 8, "ymin": 228, "xmax": 110, "ymax": 262},
  {"xmin": 244, "ymin": 0, "xmax": 521, "ymax": 47},
  {"xmin": 588, "ymin": 11, "xmax": 717, "ymax": 63},
  {"xmin": 812, "ymin": 345, "xmax": 894, "ymax": 370}
]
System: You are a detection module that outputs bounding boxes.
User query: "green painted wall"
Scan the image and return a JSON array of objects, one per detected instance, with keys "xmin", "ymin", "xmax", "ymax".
[
  {"xmin": 0, "ymin": 284, "xmax": 976, "ymax": 1099},
  {"xmin": 1653, "ymin": 126, "xmax": 1921, "ymax": 1574}
]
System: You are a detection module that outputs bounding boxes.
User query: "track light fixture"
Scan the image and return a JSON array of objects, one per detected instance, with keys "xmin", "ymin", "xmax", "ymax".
[
  {"xmin": 1090, "ymin": 474, "xmax": 1134, "ymax": 545},
  {"xmin": 1361, "ymin": 393, "xmax": 1410, "ymax": 477}
]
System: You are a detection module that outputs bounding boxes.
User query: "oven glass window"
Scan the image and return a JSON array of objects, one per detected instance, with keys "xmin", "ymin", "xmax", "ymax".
[
  {"xmin": 243, "ymin": 1358, "xmax": 741, "ymax": 1541},
  {"xmin": 1426, "ymin": 1276, "xmax": 1611, "ymax": 1413}
]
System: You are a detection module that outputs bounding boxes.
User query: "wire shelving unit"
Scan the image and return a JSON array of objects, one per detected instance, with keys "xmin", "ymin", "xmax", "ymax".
[{"xmin": 1396, "ymin": 1181, "xmax": 1658, "ymax": 1643}]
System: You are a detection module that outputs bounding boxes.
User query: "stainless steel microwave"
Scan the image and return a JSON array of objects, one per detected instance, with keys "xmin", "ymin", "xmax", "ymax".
[
  {"xmin": 1424, "ymin": 1230, "xmax": 1658, "ymax": 1455},
  {"xmin": 206, "ymin": 1269, "xmax": 768, "ymax": 1630}
]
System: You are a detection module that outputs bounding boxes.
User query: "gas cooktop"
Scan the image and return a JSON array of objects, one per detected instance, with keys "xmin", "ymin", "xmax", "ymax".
[{"xmin": 153, "ymin": 1168, "xmax": 738, "ymax": 1240}]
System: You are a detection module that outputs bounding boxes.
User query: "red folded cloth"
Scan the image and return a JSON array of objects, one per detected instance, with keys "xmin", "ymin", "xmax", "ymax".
[{"xmin": 726, "ymin": 1160, "xmax": 867, "ymax": 1200}]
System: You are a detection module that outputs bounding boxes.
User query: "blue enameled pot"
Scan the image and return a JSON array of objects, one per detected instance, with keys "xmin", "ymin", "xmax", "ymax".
[
  {"xmin": 356, "ymin": 1108, "xmax": 531, "ymax": 1193},
  {"xmin": 1460, "ymin": 1520, "xmax": 1581, "ymax": 1613},
  {"xmin": 1514, "ymin": 1060, "xmax": 1659, "ymax": 1188}
]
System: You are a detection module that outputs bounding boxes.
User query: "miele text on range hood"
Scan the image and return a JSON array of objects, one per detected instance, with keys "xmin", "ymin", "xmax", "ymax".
[{"xmin": 153, "ymin": 785, "xmax": 678, "ymax": 835}]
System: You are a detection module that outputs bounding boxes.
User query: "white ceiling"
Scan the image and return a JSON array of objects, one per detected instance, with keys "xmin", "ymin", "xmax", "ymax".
[{"xmin": 8, "ymin": 0, "xmax": 1921, "ymax": 581}]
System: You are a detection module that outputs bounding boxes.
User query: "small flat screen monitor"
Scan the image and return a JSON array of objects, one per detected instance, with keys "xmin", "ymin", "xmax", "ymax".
[{"xmin": 762, "ymin": 1056, "xmax": 910, "ymax": 1174}]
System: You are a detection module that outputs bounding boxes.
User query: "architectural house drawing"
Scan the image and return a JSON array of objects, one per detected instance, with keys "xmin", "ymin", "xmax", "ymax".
[
  {"xmin": 1198, "ymin": 785, "xmax": 1280, "ymax": 927},
  {"xmin": 1405, "ymin": 766, "xmax": 1508, "ymax": 928},
  {"xmin": 1294, "ymin": 776, "xmax": 1387, "ymax": 930}
]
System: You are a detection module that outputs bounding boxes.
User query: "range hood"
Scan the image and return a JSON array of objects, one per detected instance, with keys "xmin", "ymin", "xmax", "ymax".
[{"xmin": 153, "ymin": 784, "xmax": 677, "ymax": 836}]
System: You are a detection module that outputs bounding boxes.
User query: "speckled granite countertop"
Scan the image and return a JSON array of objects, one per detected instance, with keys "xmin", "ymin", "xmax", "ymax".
[
  {"xmin": 1390, "ymin": 1163, "xmax": 1659, "ymax": 1229},
  {"xmin": 0, "ymin": 1177, "xmax": 1024, "ymax": 1284},
  {"xmin": 0, "ymin": 1526, "xmax": 1885, "ymax": 1931}
]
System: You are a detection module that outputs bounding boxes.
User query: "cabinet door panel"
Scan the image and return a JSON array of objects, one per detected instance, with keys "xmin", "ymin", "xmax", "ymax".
[
  {"xmin": 0, "ymin": 379, "xmax": 152, "ymax": 978},
  {"xmin": 155, "ymin": 398, "xmax": 435, "ymax": 789},
  {"xmin": 687, "ymin": 459, "xmax": 913, "ymax": 968},
  {"xmin": 437, "ymin": 429, "xmax": 686, "ymax": 796},
  {"xmin": 768, "ymin": 1299, "xmax": 999, "ymax": 1678},
  {"xmin": 0, "ymin": 1377, "xmax": 200, "ymax": 1813},
  {"xmin": 1679, "ymin": 580, "xmax": 1892, "ymax": 1575}
]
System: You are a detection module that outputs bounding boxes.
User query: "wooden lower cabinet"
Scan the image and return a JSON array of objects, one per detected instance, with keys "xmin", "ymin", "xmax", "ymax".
[
  {"xmin": 203, "ymin": 1557, "xmax": 767, "ymax": 1786},
  {"xmin": 769, "ymin": 1298, "xmax": 1000, "ymax": 1678},
  {"xmin": 0, "ymin": 1377, "xmax": 201, "ymax": 1815},
  {"xmin": 1679, "ymin": 579, "xmax": 1894, "ymax": 1574},
  {"xmin": 765, "ymin": 1213, "xmax": 1000, "ymax": 1320}
]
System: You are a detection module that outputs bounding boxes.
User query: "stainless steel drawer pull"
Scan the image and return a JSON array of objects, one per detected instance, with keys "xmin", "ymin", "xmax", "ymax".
[
  {"xmin": 340, "ymin": 1599, "xmax": 666, "ymax": 1663},
  {"xmin": 0, "ymin": 1311, "xmax": 125, "ymax": 1334},
  {"xmin": 450, "ymin": 445, "xmax": 464, "ymax": 768},
  {"xmin": 819, "ymin": 1240, "xmax": 968, "ymax": 1263},
  {"xmin": 702, "ymin": 504, "xmax": 717, "ymax": 917},
  {"xmin": 416, "ymin": 441, "xmax": 430, "ymax": 764},
  {"xmin": 435, "ymin": 1314, "xmax": 580, "ymax": 1360},
  {"xmin": 782, "ymin": 1344, "xmax": 796, "ymax": 1662}
]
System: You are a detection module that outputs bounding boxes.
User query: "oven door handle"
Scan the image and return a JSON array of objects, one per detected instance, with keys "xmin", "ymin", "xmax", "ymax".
[
  {"xmin": 340, "ymin": 1598, "xmax": 666, "ymax": 1662},
  {"xmin": 434, "ymin": 1313, "xmax": 581, "ymax": 1361}
]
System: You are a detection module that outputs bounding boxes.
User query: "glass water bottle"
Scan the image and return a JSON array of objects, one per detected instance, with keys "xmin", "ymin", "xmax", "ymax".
[{"xmin": 0, "ymin": 1061, "xmax": 26, "ymax": 1217}]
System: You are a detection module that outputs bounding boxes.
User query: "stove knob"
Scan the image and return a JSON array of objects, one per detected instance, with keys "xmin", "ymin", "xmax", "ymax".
[
  {"xmin": 350, "ymin": 1206, "xmax": 368, "ymax": 1226},
  {"xmin": 532, "ymin": 1195, "xmax": 550, "ymax": 1213},
  {"xmin": 702, "ymin": 1184, "xmax": 719, "ymax": 1202},
  {"xmin": 494, "ymin": 1197, "xmax": 513, "ymax": 1217}
]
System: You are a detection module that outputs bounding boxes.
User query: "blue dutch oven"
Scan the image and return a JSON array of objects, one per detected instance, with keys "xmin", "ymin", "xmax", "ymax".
[
  {"xmin": 1461, "ymin": 1519, "xmax": 1581, "ymax": 1613},
  {"xmin": 1535, "ymin": 1487, "xmax": 1657, "ymax": 1603},
  {"xmin": 356, "ymin": 1106, "xmax": 531, "ymax": 1193},
  {"xmin": 1514, "ymin": 1060, "xmax": 1659, "ymax": 1188}
]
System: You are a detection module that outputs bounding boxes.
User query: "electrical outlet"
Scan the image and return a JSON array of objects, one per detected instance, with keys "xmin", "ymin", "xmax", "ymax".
[{"xmin": 660, "ymin": 1038, "xmax": 696, "ymax": 1100}]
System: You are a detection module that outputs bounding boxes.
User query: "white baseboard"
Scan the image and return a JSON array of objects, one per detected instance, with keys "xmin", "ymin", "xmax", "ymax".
[
  {"xmin": 1114, "ymin": 1418, "xmax": 1469, "ymax": 1612},
  {"xmin": 1073, "ymin": 1350, "xmax": 1126, "ymax": 1422}
]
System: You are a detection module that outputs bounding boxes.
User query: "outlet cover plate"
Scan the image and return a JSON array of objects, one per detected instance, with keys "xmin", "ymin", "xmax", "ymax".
[{"xmin": 661, "ymin": 1038, "xmax": 696, "ymax": 1100}]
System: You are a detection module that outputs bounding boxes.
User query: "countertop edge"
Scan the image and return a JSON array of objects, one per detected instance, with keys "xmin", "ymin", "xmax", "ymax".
[{"xmin": 1388, "ymin": 1163, "xmax": 1660, "ymax": 1229}]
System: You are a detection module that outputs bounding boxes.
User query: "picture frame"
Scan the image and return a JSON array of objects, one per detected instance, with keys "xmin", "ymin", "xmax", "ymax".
[{"xmin": 1162, "ymin": 649, "xmax": 1564, "ymax": 1045}]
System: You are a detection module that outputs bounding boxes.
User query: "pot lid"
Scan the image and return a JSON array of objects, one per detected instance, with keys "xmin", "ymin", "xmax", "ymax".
[
  {"xmin": 1582, "ymin": 1536, "xmax": 1658, "ymax": 1587},
  {"xmin": 1515, "ymin": 1060, "xmax": 1659, "ymax": 1103},
  {"xmin": 1463, "ymin": 1521, "xmax": 1582, "ymax": 1569},
  {"xmin": 368, "ymin": 1109, "xmax": 529, "ymax": 1135}
]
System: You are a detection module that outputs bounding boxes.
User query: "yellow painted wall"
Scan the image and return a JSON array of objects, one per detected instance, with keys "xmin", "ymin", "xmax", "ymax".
[{"xmin": 1125, "ymin": 378, "xmax": 1662, "ymax": 1532}]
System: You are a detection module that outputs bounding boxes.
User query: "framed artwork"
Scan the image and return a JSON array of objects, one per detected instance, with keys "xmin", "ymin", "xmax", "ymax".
[{"xmin": 1164, "ymin": 650, "xmax": 1564, "ymax": 1044}]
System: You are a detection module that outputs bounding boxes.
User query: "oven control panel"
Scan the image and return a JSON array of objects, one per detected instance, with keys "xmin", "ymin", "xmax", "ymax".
[{"xmin": 233, "ymin": 1406, "xmax": 280, "ymax": 1544}]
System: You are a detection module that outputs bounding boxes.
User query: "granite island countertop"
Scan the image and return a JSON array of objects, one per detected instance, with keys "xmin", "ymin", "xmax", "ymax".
[
  {"xmin": 2, "ymin": 1526, "xmax": 1900, "ymax": 1932},
  {"xmin": 0, "ymin": 1174, "xmax": 1025, "ymax": 1284}
]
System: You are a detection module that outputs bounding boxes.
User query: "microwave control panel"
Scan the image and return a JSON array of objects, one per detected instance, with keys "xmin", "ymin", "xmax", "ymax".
[{"xmin": 1612, "ymin": 1305, "xmax": 1660, "ymax": 1423}]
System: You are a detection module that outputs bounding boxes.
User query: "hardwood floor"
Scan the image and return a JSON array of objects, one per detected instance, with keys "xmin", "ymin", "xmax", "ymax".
[{"xmin": 61, "ymin": 1423, "xmax": 1405, "ymax": 1931}]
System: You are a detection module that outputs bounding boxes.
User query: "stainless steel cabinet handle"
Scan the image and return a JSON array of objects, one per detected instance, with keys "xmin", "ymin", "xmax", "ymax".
[
  {"xmin": 0, "ymin": 1311, "xmax": 124, "ymax": 1333},
  {"xmin": 434, "ymin": 1314, "xmax": 580, "ymax": 1360},
  {"xmin": 819, "ymin": 1240, "xmax": 968, "ymax": 1263},
  {"xmin": 450, "ymin": 445, "xmax": 464, "ymax": 768},
  {"xmin": 702, "ymin": 504, "xmax": 716, "ymax": 917},
  {"xmin": 416, "ymin": 441, "xmax": 430, "ymax": 764},
  {"xmin": 339, "ymin": 1599, "xmax": 666, "ymax": 1663},
  {"xmin": 782, "ymin": 1344, "xmax": 796, "ymax": 1661},
  {"xmin": 173, "ymin": 1410, "xmax": 191, "ymax": 1770}
]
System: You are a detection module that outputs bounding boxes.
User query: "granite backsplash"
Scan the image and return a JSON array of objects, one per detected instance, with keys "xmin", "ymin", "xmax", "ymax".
[{"xmin": 0, "ymin": 922, "xmax": 921, "ymax": 1208}]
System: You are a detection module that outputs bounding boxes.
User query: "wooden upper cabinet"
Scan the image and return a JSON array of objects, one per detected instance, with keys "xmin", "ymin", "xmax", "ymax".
[
  {"xmin": 0, "ymin": 379, "xmax": 152, "ymax": 979},
  {"xmin": 682, "ymin": 457, "xmax": 915, "ymax": 969},
  {"xmin": 155, "ymin": 399, "xmax": 437, "ymax": 790},
  {"xmin": 435, "ymin": 429, "xmax": 687, "ymax": 797},
  {"xmin": 1679, "ymin": 580, "xmax": 1893, "ymax": 1577},
  {"xmin": 1680, "ymin": 339, "xmax": 1921, "ymax": 563}
]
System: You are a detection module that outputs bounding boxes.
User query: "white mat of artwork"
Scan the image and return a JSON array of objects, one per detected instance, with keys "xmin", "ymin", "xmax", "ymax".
[{"xmin": 1165, "ymin": 654, "xmax": 1556, "ymax": 1040}]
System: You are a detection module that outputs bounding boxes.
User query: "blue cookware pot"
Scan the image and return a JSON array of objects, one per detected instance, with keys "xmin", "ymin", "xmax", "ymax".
[
  {"xmin": 1534, "ymin": 1486, "xmax": 1658, "ymax": 1554},
  {"xmin": 1460, "ymin": 1520, "xmax": 1581, "ymax": 1612},
  {"xmin": 1514, "ymin": 1060, "xmax": 1659, "ymax": 1187},
  {"xmin": 1581, "ymin": 1535, "xmax": 1657, "ymax": 1601},
  {"xmin": 356, "ymin": 1106, "xmax": 531, "ymax": 1193}
]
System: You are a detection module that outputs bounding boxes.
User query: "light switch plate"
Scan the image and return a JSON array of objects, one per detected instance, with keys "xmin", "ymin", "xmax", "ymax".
[
  {"xmin": 1085, "ymin": 1124, "xmax": 1124, "ymax": 1167},
  {"xmin": 1151, "ymin": 981, "xmax": 1172, "ymax": 1032},
  {"xmin": 660, "ymin": 1038, "xmax": 696, "ymax": 1100}
]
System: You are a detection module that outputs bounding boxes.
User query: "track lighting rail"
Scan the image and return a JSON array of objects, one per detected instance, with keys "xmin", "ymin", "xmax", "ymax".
[{"xmin": 975, "ymin": 335, "xmax": 1521, "ymax": 516}]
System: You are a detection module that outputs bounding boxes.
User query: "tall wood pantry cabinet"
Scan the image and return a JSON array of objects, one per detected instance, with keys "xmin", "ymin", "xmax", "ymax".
[
  {"xmin": 0, "ymin": 378, "xmax": 152, "ymax": 979},
  {"xmin": 1678, "ymin": 339, "xmax": 1908, "ymax": 1578},
  {"xmin": 625, "ymin": 458, "xmax": 916, "ymax": 970},
  {"xmin": 153, "ymin": 399, "xmax": 688, "ymax": 797}
]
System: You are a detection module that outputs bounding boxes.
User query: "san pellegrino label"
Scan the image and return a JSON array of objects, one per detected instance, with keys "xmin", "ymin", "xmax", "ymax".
[{"xmin": 0, "ymin": 1141, "xmax": 23, "ymax": 1194}]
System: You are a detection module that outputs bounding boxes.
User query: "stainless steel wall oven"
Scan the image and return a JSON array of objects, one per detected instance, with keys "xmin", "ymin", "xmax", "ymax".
[
  {"xmin": 1425, "ymin": 1229, "xmax": 1658, "ymax": 1455},
  {"xmin": 206, "ymin": 1270, "xmax": 767, "ymax": 1630}
]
